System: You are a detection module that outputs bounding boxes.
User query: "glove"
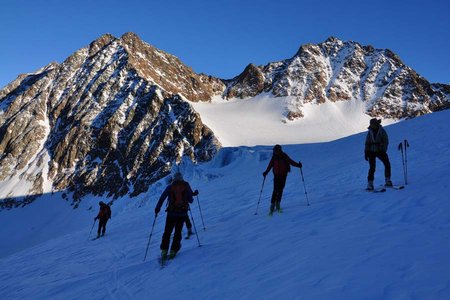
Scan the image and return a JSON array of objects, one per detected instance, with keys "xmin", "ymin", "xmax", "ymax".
[
  {"xmin": 298, "ymin": 161, "xmax": 303, "ymax": 168},
  {"xmin": 263, "ymin": 171, "xmax": 268, "ymax": 177},
  {"xmin": 193, "ymin": 190, "xmax": 199, "ymax": 196},
  {"xmin": 364, "ymin": 151, "xmax": 369, "ymax": 161}
]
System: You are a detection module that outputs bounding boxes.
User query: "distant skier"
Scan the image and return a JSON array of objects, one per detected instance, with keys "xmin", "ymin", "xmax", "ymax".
[
  {"xmin": 263, "ymin": 144, "xmax": 302, "ymax": 214},
  {"xmin": 94, "ymin": 201, "xmax": 111, "ymax": 238},
  {"xmin": 155, "ymin": 172, "xmax": 194, "ymax": 259},
  {"xmin": 365, "ymin": 118, "xmax": 392, "ymax": 190}
]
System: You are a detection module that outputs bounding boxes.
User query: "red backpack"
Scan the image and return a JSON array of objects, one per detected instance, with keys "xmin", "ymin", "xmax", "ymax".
[
  {"xmin": 167, "ymin": 181, "xmax": 189, "ymax": 212},
  {"xmin": 272, "ymin": 153, "xmax": 291, "ymax": 176}
]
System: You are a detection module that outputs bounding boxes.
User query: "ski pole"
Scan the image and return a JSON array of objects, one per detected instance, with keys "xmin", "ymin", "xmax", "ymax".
[
  {"xmin": 300, "ymin": 167, "xmax": 310, "ymax": 206},
  {"xmin": 254, "ymin": 176, "xmax": 266, "ymax": 215},
  {"xmin": 88, "ymin": 219, "xmax": 96, "ymax": 240},
  {"xmin": 404, "ymin": 139, "xmax": 409, "ymax": 185},
  {"xmin": 188, "ymin": 208, "xmax": 202, "ymax": 247},
  {"xmin": 143, "ymin": 214, "xmax": 158, "ymax": 262},
  {"xmin": 398, "ymin": 142, "xmax": 406, "ymax": 185},
  {"xmin": 196, "ymin": 195, "xmax": 206, "ymax": 231}
]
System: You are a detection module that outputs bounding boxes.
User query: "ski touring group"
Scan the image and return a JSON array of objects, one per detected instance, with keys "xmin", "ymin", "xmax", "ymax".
[{"xmin": 89, "ymin": 118, "xmax": 408, "ymax": 266}]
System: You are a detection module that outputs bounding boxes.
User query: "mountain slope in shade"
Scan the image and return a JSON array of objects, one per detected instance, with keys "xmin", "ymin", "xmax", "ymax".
[{"xmin": 0, "ymin": 33, "xmax": 221, "ymax": 207}]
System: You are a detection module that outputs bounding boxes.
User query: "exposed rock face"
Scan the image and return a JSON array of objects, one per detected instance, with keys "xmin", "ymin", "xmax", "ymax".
[
  {"xmin": 0, "ymin": 33, "xmax": 221, "ymax": 208},
  {"xmin": 225, "ymin": 64, "xmax": 266, "ymax": 98},
  {"xmin": 1, "ymin": 34, "xmax": 449, "ymax": 208},
  {"xmin": 224, "ymin": 36, "xmax": 450, "ymax": 120},
  {"xmin": 119, "ymin": 32, "xmax": 225, "ymax": 101}
]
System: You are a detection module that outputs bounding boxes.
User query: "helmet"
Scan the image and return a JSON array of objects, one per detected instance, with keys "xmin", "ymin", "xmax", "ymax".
[
  {"xmin": 369, "ymin": 118, "xmax": 381, "ymax": 126},
  {"xmin": 173, "ymin": 172, "xmax": 184, "ymax": 182},
  {"xmin": 273, "ymin": 144, "xmax": 282, "ymax": 151}
]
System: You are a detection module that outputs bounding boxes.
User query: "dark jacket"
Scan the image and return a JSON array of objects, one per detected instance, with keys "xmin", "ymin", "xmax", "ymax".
[
  {"xmin": 155, "ymin": 180, "xmax": 194, "ymax": 217},
  {"xmin": 96, "ymin": 204, "xmax": 111, "ymax": 220},
  {"xmin": 365, "ymin": 126, "xmax": 389, "ymax": 153},
  {"xmin": 265, "ymin": 152, "xmax": 301, "ymax": 177}
]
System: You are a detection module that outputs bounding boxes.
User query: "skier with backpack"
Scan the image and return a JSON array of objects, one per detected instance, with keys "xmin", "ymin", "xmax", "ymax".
[
  {"xmin": 94, "ymin": 201, "xmax": 111, "ymax": 238},
  {"xmin": 263, "ymin": 144, "xmax": 302, "ymax": 215},
  {"xmin": 365, "ymin": 118, "xmax": 392, "ymax": 190},
  {"xmin": 155, "ymin": 172, "xmax": 195, "ymax": 259}
]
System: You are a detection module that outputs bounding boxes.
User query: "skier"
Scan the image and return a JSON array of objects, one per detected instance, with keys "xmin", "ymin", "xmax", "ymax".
[
  {"xmin": 263, "ymin": 144, "xmax": 302, "ymax": 214},
  {"xmin": 94, "ymin": 201, "xmax": 111, "ymax": 238},
  {"xmin": 365, "ymin": 118, "xmax": 392, "ymax": 190},
  {"xmin": 155, "ymin": 172, "xmax": 194, "ymax": 259}
]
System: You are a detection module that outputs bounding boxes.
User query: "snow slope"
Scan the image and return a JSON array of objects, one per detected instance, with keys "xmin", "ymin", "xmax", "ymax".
[
  {"xmin": 1, "ymin": 110, "xmax": 450, "ymax": 299},
  {"xmin": 191, "ymin": 94, "xmax": 397, "ymax": 146}
]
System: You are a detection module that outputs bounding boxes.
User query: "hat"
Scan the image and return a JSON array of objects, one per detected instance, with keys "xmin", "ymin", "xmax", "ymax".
[
  {"xmin": 99, "ymin": 201, "xmax": 105, "ymax": 206},
  {"xmin": 369, "ymin": 118, "xmax": 381, "ymax": 126},
  {"xmin": 273, "ymin": 144, "xmax": 282, "ymax": 151},
  {"xmin": 173, "ymin": 172, "xmax": 184, "ymax": 182}
]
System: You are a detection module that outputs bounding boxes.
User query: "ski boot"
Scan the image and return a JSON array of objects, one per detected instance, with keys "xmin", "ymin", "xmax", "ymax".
[
  {"xmin": 385, "ymin": 177, "xmax": 393, "ymax": 187},
  {"xmin": 169, "ymin": 250, "xmax": 177, "ymax": 259},
  {"xmin": 275, "ymin": 202, "xmax": 282, "ymax": 213},
  {"xmin": 161, "ymin": 249, "xmax": 168, "ymax": 260},
  {"xmin": 366, "ymin": 181, "xmax": 374, "ymax": 191},
  {"xmin": 269, "ymin": 203, "xmax": 275, "ymax": 216}
]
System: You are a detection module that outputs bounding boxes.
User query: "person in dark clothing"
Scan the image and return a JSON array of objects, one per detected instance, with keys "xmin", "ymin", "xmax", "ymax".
[
  {"xmin": 94, "ymin": 201, "xmax": 111, "ymax": 238},
  {"xmin": 364, "ymin": 118, "xmax": 392, "ymax": 190},
  {"xmin": 155, "ymin": 172, "xmax": 194, "ymax": 259},
  {"xmin": 263, "ymin": 144, "xmax": 302, "ymax": 214}
]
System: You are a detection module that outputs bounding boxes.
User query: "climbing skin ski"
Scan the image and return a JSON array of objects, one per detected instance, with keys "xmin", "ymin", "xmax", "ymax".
[
  {"xmin": 268, "ymin": 208, "xmax": 283, "ymax": 216},
  {"xmin": 366, "ymin": 188, "xmax": 386, "ymax": 193},
  {"xmin": 383, "ymin": 185, "xmax": 405, "ymax": 190}
]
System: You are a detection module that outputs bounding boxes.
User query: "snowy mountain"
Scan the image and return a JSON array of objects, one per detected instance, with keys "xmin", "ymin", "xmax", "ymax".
[
  {"xmin": 1, "ymin": 33, "xmax": 449, "ymax": 206},
  {"xmin": 1, "ymin": 110, "xmax": 449, "ymax": 299},
  {"xmin": 224, "ymin": 36, "xmax": 450, "ymax": 120},
  {"xmin": 0, "ymin": 33, "xmax": 221, "ymax": 207}
]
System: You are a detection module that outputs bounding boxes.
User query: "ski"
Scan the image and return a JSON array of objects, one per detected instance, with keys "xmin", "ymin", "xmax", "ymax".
[
  {"xmin": 268, "ymin": 210, "xmax": 282, "ymax": 217},
  {"xmin": 385, "ymin": 185, "xmax": 405, "ymax": 190},
  {"xmin": 366, "ymin": 188, "xmax": 386, "ymax": 193}
]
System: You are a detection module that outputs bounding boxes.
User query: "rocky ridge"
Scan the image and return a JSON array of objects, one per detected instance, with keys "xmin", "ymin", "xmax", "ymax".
[
  {"xmin": 224, "ymin": 36, "xmax": 450, "ymax": 120},
  {"xmin": 0, "ymin": 33, "xmax": 221, "ymax": 208},
  {"xmin": 1, "ymin": 33, "xmax": 449, "ymax": 208}
]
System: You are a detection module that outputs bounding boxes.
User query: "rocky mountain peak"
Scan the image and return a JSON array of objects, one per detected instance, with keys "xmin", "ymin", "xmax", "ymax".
[
  {"xmin": 224, "ymin": 37, "xmax": 450, "ymax": 120},
  {"xmin": 0, "ymin": 33, "xmax": 222, "ymax": 209},
  {"xmin": 324, "ymin": 36, "xmax": 342, "ymax": 44},
  {"xmin": 88, "ymin": 33, "xmax": 116, "ymax": 56},
  {"xmin": 114, "ymin": 32, "xmax": 225, "ymax": 102},
  {"xmin": 225, "ymin": 63, "xmax": 265, "ymax": 99}
]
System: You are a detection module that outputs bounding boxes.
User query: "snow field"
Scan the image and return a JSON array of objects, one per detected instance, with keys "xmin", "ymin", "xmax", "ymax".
[{"xmin": 0, "ymin": 110, "xmax": 449, "ymax": 299}]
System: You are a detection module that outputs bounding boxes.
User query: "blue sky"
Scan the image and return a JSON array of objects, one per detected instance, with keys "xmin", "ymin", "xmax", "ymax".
[{"xmin": 1, "ymin": 0, "xmax": 449, "ymax": 88}]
